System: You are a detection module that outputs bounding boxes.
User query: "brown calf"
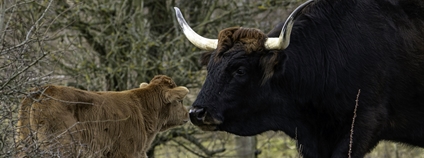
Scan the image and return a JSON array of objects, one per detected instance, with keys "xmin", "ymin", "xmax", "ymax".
[{"xmin": 16, "ymin": 75, "xmax": 189, "ymax": 158}]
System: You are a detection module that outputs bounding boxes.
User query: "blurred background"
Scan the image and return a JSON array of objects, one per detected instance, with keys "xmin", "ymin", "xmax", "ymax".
[{"xmin": 1, "ymin": 0, "xmax": 424, "ymax": 157}]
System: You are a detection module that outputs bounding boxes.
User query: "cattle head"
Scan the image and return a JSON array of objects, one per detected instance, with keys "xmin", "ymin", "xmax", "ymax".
[
  {"xmin": 174, "ymin": 1, "xmax": 313, "ymax": 135},
  {"xmin": 147, "ymin": 75, "xmax": 190, "ymax": 131}
]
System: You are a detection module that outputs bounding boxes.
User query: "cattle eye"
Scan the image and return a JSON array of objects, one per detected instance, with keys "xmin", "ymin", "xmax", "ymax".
[{"xmin": 235, "ymin": 68, "xmax": 246, "ymax": 76}]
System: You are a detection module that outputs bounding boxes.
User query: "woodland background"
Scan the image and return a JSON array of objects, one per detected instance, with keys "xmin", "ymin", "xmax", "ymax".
[{"xmin": 1, "ymin": 0, "xmax": 424, "ymax": 157}]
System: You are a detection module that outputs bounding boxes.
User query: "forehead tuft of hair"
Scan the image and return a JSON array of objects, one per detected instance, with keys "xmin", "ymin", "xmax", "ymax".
[
  {"xmin": 149, "ymin": 75, "xmax": 177, "ymax": 88},
  {"xmin": 215, "ymin": 27, "xmax": 267, "ymax": 59}
]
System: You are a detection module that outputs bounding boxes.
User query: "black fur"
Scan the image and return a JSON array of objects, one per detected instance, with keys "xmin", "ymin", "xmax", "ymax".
[{"xmin": 191, "ymin": 0, "xmax": 424, "ymax": 157}]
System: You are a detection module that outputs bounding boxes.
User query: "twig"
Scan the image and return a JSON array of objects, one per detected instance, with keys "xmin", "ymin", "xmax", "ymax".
[
  {"xmin": 348, "ymin": 89, "xmax": 361, "ymax": 158},
  {"xmin": 25, "ymin": 0, "xmax": 54, "ymax": 41},
  {"xmin": 36, "ymin": 86, "xmax": 95, "ymax": 105},
  {"xmin": 0, "ymin": 0, "xmax": 54, "ymax": 90},
  {"xmin": 54, "ymin": 116, "xmax": 130, "ymax": 140},
  {"xmin": 295, "ymin": 127, "xmax": 303, "ymax": 158},
  {"xmin": 179, "ymin": 132, "xmax": 225, "ymax": 157},
  {"xmin": 0, "ymin": 52, "xmax": 49, "ymax": 90},
  {"xmin": 0, "ymin": 39, "xmax": 35, "ymax": 55}
]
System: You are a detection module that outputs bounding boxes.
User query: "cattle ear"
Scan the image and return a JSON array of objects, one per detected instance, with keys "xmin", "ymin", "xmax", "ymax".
[
  {"xmin": 200, "ymin": 51, "xmax": 213, "ymax": 66},
  {"xmin": 165, "ymin": 86, "xmax": 189, "ymax": 103},
  {"xmin": 260, "ymin": 50, "xmax": 287, "ymax": 85},
  {"xmin": 139, "ymin": 82, "xmax": 148, "ymax": 88}
]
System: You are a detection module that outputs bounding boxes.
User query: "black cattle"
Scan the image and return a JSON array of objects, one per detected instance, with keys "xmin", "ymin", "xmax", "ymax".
[{"xmin": 174, "ymin": 0, "xmax": 424, "ymax": 157}]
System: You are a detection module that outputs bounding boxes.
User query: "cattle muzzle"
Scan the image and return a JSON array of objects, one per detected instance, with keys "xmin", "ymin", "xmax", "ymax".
[{"xmin": 189, "ymin": 107, "xmax": 222, "ymax": 131}]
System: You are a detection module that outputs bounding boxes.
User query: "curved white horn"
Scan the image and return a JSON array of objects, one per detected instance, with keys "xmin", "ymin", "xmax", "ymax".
[
  {"xmin": 174, "ymin": 7, "xmax": 218, "ymax": 50},
  {"xmin": 265, "ymin": 0, "xmax": 314, "ymax": 50}
]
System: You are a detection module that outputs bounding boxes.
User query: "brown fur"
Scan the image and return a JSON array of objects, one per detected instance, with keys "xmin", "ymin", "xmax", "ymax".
[
  {"xmin": 15, "ymin": 75, "xmax": 189, "ymax": 158},
  {"xmin": 215, "ymin": 27, "xmax": 267, "ymax": 59}
]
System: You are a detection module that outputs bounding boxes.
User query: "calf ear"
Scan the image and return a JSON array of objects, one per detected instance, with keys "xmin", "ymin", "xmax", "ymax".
[
  {"xmin": 139, "ymin": 82, "xmax": 148, "ymax": 88},
  {"xmin": 165, "ymin": 86, "xmax": 189, "ymax": 103}
]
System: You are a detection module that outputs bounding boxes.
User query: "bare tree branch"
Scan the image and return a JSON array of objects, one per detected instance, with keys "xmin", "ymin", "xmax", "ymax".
[
  {"xmin": 348, "ymin": 89, "xmax": 361, "ymax": 158},
  {"xmin": 0, "ymin": 52, "xmax": 49, "ymax": 91}
]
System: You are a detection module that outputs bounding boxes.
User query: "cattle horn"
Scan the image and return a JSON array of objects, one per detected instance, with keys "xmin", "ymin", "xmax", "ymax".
[
  {"xmin": 174, "ymin": 7, "xmax": 218, "ymax": 50},
  {"xmin": 174, "ymin": 0, "xmax": 313, "ymax": 51},
  {"xmin": 265, "ymin": 0, "xmax": 314, "ymax": 50}
]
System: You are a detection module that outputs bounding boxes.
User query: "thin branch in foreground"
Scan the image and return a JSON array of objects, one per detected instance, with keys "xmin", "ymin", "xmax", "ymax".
[
  {"xmin": 295, "ymin": 127, "xmax": 303, "ymax": 158},
  {"xmin": 0, "ymin": 52, "xmax": 49, "ymax": 91},
  {"xmin": 348, "ymin": 89, "xmax": 361, "ymax": 158},
  {"xmin": 25, "ymin": 0, "xmax": 54, "ymax": 41},
  {"xmin": 179, "ymin": 132, "xmax": 226, "ymax": 157}
]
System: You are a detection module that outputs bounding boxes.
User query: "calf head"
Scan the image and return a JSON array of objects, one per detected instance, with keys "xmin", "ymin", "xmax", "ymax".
[{"xmin": 148, "ymin": 75, "xmax": 190, "ymax": 131}]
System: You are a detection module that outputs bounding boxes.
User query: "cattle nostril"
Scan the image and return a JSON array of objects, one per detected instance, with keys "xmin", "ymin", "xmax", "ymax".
[
  {"xmin": 196, "ymin": 109, "xmax": 206, "ymax": 119},
  {"xmin": 189, "ymin": 107, "xmax": 206, "ymax": 120}
]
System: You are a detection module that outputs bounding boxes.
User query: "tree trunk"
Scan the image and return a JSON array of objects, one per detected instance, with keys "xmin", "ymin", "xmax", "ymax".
[{"xmin": 235, "ymin": 136, "xmax": 258, "ymax": 158}]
